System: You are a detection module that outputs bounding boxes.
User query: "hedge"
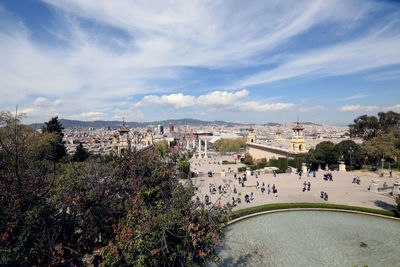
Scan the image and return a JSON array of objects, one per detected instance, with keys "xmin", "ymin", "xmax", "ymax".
[{"xmin": 225, "ymin": 202, "xmax": 395, "ymax": 222}]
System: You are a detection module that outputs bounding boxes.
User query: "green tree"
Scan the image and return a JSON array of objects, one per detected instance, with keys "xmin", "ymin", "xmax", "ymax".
[
  {"xmin": 308, "ymin": 141, "xmax": 338, "ymax": 169},
  {"xmin": 349, "ymin": 115, "xmax": 380, "ymax": 140},
  {"xmin": 0, "ymin": 112, "xmax": 60, "ymax": 265},
  {"xmin": 177, "ymin": 154, "xmax": 191, "ymax": 178},
  {"xmin": 213, "ymin": 138, "xmax": 246, "ymax": 154},
  {"xmin": 361, "ymin": 131, "xmax": 400, "ymax": 163},
  {"xmin": 72, "ymin": 142, "xmax": 90, "ymax": 162},
  {"xmin": 101, "ymin": 149, "xmax": 224, "ymax": 266},
  {"xmin": 334, "ymin": 140, "xmax": 363, "ymax": 170},
  {"xmin": 154, "ymin": 139, "xmax": 170, "ymax": 158},
  {"xmin": 378, "ymin": 111, "xmax": 400, "ymax": 132},
  {"xmin": 349, "ymin": 111, "xmax": 400, "ymax": 140},
  {"xmin": 42, "ymin": 116, "xmax": 66, "ymax": 162},
  {"xmin": 242, "ymin": 154, "xmax": 253, "ymax": 165}
]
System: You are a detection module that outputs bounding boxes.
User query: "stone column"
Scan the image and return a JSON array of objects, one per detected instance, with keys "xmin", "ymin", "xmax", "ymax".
[
  {"xmin": 370, "ymin": 179, "xmax": 379, "ymax": 193},
  {"xmin": 198, "ymin": 138, "xmax": 201, "ymax": 158},
  {"xmin": 186, "ymin": 137, "xmax": 189, "ymax": 151},
  {"xmin": 301, "ymin": 163, "xmax": 307, "ymax": 174},
  {"xmin": 204, "ymin": 139, "xmax": 208, "ymax": 158},
  {"xmin": 339, "ymin": 161, "xmax": 346, "ymax": 171},
  {"xmin": 393, "ymin": 181, "xmax": 400, "ymax": 196}
]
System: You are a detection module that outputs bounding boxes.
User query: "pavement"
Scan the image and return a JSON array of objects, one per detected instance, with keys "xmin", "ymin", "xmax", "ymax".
[
  {"xmin": 190, "ymin": 155, "xmax": 246, "ymax": 174},
  {"xmin": 191, "ymin": 160, "xmax": 398, "ymax": 211}
]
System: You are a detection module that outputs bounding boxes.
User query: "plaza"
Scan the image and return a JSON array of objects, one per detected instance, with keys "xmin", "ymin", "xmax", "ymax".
[{"xmin": 191, "ymin": 157, "xmax": 398, "ymax": 211}]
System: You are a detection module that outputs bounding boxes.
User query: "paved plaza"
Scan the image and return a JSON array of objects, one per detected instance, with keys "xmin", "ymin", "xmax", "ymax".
[{"xmin": 191, "ymin": 157, "xmax": 398, "ymax": 211}]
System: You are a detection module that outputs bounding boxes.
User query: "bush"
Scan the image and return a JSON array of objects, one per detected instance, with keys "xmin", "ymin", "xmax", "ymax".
[
  {"xmin": 237, "ymin": 167, "xmax": 246, "ymax": 172},
  {"xmin": 222, "ymin": 161, "xmax": 236, "ymax": 165},
  {"xmin": 226, "ymin": 203, "xmax": 395, "ymax": 221}
]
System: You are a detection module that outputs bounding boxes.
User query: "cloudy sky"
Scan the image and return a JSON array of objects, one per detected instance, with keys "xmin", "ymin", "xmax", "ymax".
[{"xmin": 1, "ymin": 0, "xmax": 400, "ymax": 125}]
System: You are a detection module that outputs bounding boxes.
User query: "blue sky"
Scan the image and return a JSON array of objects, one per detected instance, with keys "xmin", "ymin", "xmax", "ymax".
[{"xmin": 0, "ymin": 0, "xmax": 400, "ymax": 125}]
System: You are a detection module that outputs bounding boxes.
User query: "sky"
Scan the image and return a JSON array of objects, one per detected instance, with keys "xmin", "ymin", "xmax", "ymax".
[{"xmin": 0, "ymin": 0, "xmax": 400, "ymax": 125}]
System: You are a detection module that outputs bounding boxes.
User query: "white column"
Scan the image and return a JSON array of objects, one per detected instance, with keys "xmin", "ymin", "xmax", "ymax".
[
  {"xmin": 198, "ymin": 138, "xmax": 201, "ymax": 158},
  {"xmin": 204, "ymin": 139, "xmax": 208, "ymax": 158},
  {"xmin": 186, "ymin": 137, "xmax": 189, "ymax": 150}
]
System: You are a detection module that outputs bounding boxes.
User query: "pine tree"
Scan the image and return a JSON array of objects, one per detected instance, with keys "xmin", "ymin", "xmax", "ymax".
[
  {"xmin": 73, "ymin": 142, "xmax": 90, "ymax": 162},
  {"xmin": 42, "ymin": 116, "xmax": 66, "ymax": 162}
]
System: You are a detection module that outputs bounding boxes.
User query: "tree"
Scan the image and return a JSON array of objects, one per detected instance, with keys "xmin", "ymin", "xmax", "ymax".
[
  {"xmin": 101, "ymin": 149, "xmax": 224, "ymax": 266},
  {"xmin": 349, "ymin": 111, "xmax": 400, "ymax": 140},
  {"xmin": 154, "ymin": 139, "xmax": 170, "ymax": 158},
  {"xmin": 0, "ymin": 112, "xmax": 60, "ymax": 265},
  {"xmin": 349, "ymin": 115, "xmax": 380, "ymax": 140},
  {"xmin": 242, "ymin": 154, "xmax": 253, "ymax": 165},
  {"xmin": 334, "ymin": 140, "xmax": 363, "ymax": 170},
  {"xmin": 177, "ymin": 154, "xmax": 191, "ymax": 178},
  {"xmin": 73, "ymin": 142, "xmax": 90, "ymax": 162},
  {"xmin": 361, "ymin": 131, "xmax": 400, "ymax": 163},
  {"xmin": 42, "ymin": 116, "xmax": 66, "ymax": 162},
  {"xmin": 378, "ymin": 111, "xmax": 400, "ymax": 132},
  {"xmin": 213, "ymin": 138, "xmax": 246, "ymax": 154},
  {"xmin": 308, "ymin": 141, "xmax": 338, "ymax": 169}
]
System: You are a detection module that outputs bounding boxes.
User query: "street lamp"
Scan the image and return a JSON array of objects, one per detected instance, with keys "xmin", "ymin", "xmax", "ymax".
[{"xmin": 348, "ymin": 147, "xmax": 354, "ymax": 172}]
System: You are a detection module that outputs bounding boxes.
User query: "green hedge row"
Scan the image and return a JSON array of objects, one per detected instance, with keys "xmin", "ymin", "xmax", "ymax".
[
  {"xmin": 226, "ymin": 203, "xmax": 395, "ymax": 221},
  {"xmin": 222, "ymin": 161, "xmax": 236, "ymax": 165}
]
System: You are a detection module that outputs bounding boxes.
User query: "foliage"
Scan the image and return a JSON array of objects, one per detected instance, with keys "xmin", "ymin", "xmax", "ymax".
[
  {"xmin": 226, "ymin": 203, "xmax": 395, "ymax": 222},
  {"xmin": 361, "ymin": 131, "xmax": 400, "ymax": 163},
  {"xmin": 334, "ymin": 140, "xmax": 363, "ymax": 170},
  {"xmin": 154, "ymin": 139, "xmax": 170, "ymax": 158},
  {"xmin": 0, "ymin": 112, "xmax": 59, "ymax": 265},
  {"xmin": 177, "ymin": 154, "xmax": 191, "ymax": 179},
  {"xmin": 0, "ymin": 111, "xmax": 224, "ymax": 266},
  {"xmin": 101, "ymin": 150, "xmax": 224, "ymax": 266},
  {"xmin": 308, "ymin": 141, "xmax": 338, "ymax": 170},
  {"xmin": 72, "ymin": 142, "xmax": 90, "ymax": 162},
  {"xmin": 349, "ymin": 111, "xmax": 400, "ymax": 140},
  {"xmin": 241, "ymin": 154, "xmax": 253, "ymax": 165},
  {"xmin": 349, "ymin": 115, "xmax": 380, "ymax": 140},
  {"xmin": 222, "ymin": 161, "xmax": 236, "ymax": 165},
  {"xmin": 213, "ymin": 138, "xmax": 246, "ymax": 154},
  {"xmin": 42, "ymin": 116, "xmax": 66, "ymax": 162}
]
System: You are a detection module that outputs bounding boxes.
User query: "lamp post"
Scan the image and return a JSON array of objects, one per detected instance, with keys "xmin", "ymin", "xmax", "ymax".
[{"xmin": 348, "ymin": 147, "xmax": 354, "ymax": 172}]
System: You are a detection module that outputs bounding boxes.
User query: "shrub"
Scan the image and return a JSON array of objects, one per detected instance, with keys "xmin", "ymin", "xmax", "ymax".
[{"xmin": 226, "ymin": 203, "xmax": 395, "ymax": 222}]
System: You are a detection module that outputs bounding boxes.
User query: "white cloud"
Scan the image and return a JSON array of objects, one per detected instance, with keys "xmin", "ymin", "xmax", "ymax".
[
  {"xmin": 197, "ymin": 90, "xmax": 249, "ymax": 106},
  {"xmin": 365, "ymin": 69, "xmax": 400, "ymax": 81},
  {"xmin": 383, "ymin": 104, "xmax": 400, "ymax": 112},
  {"xmin": 338, "ymin": 105, "xmax": 379, "ymax": 112},
  {"xmin": 236, "ymin": 33, "xmax": 400, "ymax": 87},
  {"xmin": 1, "ymin": 0, "xmax": 399, "ymax": 123},
  {"xmin": 339, "ymin": 93, "xmax": 371, "ymax": 101},
  {"xmin": 299, "ymin": 105, "xmax": 326, "ymax": 112},
  {"xmin": 66, "ymin": 112, "xmax": 107, "ymax": 121},
  {"xmin": 141, "ymin": 93, "xmax": 196, "ymax": 109},
  {"xmin": 139, "ymin": 90, "xmax": 293, "ymax": 113}
]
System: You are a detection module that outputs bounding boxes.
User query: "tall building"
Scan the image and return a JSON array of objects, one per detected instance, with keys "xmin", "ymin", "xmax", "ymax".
[
  {"xmin": 169, "ymin": 123, "xmax": 174, "ymax": 133},
  {"xmin": 158, "ymin": 125, "xmax": 164, "ymax": 135}
]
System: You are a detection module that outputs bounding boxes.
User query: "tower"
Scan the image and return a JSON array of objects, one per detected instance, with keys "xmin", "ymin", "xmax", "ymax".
[
  {"xmin": 145, "ymin": 127, "xmax": 154, "ymax": 146},
  {"xmin": 116, "ymin": 122, "xmax": 130, "ymax": 156},
  {"xmin": 274, "ymin": 128, "xmax": 283, "ymax": 142},
  {"xmin": 247, "ymin": 127, "xmax": 256, "ymax": 143},
  {"xmin": 290, "ymin": 120, "xmax": 307, "ymax": 153}
]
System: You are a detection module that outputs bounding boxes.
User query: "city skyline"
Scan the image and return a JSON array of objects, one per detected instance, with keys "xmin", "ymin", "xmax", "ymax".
[{"xmin": 1, "ymin": 0, "xmax": 400, "ymax": 125}]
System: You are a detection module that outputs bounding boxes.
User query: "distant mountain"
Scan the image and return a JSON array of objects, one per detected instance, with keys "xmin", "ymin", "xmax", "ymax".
[
  {"xmin": 30, "ymin": 118, "xmax": 245, "ymax": 129},
  {"xmin": 29, "ymin": 118, "xmax": 323, "ymax": 129},
  {"xmin": 263, "ymin": 122, "xmax": 281, "ymax": 126}
]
